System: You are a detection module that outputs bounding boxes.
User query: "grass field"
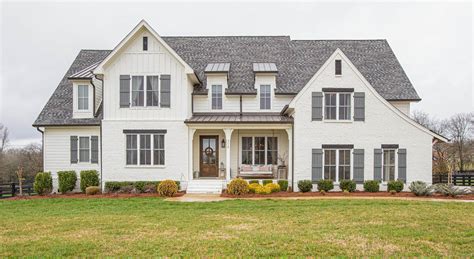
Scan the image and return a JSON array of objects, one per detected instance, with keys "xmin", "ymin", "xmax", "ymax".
[{"xmin": 1, "ymin": 197, "xmax": 473, "ymax": 257}]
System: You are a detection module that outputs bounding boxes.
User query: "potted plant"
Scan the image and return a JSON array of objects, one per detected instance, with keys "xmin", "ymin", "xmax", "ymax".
[{"xmin": 278, "ymin": 152, "xmax": 288, "ymax": 169}]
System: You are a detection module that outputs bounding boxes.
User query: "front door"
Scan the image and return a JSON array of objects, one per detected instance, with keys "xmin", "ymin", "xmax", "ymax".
[{"xmin": 200, "ymin": 136, "xmax": 219, "ymax": 177}]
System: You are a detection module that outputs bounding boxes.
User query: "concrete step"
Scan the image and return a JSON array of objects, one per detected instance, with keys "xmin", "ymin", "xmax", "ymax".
[{"xmin": 187, "ymin": 180, "xmax": 224, "ymax": 194}]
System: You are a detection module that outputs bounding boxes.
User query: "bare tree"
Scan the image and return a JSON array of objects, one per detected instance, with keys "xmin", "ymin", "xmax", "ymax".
[
  {"xmin": 0, "ymin": 123, "xmax": 9, "ymax": 154},
  {"xmin": 447, "ymin": 113, "xmax": 473, "ymax": 172}
]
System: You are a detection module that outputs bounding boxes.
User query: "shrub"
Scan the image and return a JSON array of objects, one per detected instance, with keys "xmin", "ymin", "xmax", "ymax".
[
  {"xmin": 262, "ymin": 180, "xmax": 273, "ymax": 186},
  {"xmin": 320, "ymin": 190, "xmax": 326, "ymax": 195},
  {"xmin": 317, "ymin": 179, "xmax": 334, "ymax": 192},
  {"xmin": 390, "ymin": 190, "xmax": 397, "ymax": 195},
  {"xmin": 118, "ymin": 185, "xmax": 135, "ymax": 194},
  {"xmin": 34, "ymin": 172, "xmax": 53, "ymax": 195},
  {"xmin": 298, "ymin": 180, "xmax": 313, "ymax": 193},
  {"xmin": 434, "ymin": 184, "xmax": 468, "ymax": 197},
  {"xmin": 248, "ymin": 183, "xmax": 261, "ymax": 194},
  {"xmin": 409, "ymin": 181, "xmax": 433, "ymax": 196},
  {"xmin": 105, "ymin": 181, "xmax": 130, "ymax": 193},
  {"xmin": 227, "ymin": 178, "xmax": 249, "ymax": 195},
  {"xmin": 249, "ymin": 180, "xmax": 259, "ymax": 185},
  {"xmin": 57, "ymin": 171, "xmax": 77, "ymax": 194},
  {"xmin": 158, "ymin": 180, "xmax": 178, "ymax": 197},
  {"xmin": 363, "ymin": 180, "xmax": 380, "ymax": 192},
  {"xmin": 85, "ymin": 186, "xmax": 101, "ymax": 195},
  {"xmin": 255, "ymin": 185, "xmax": 272, "ymax": 195},
  {"xmin": 80, "ymin": 170, "xmax": 99, "ymax": 193},
  {"xmin": 387, "ymin": 180, "xmax": 404, "ymax": 193},
  {"xmin": 339, "ymin": 179, "xmax": 356, "ymax": 192},
  {"xmin": 143, "ymin": 184, "xmax": 157, "ymax": 193},
  {"xmin": 343, "ymin": 190, "xmax": 350, "ymax": 196},
  {"xmin": 266, "ymin": 183, "xmax": 281, "ymax": 193},
  {"xmin": 278, "ymin": 180, "xmax": 289, "ymax": 192},
  {"xmin": 105, "ymin": 181, "xmax": 164, "ymax": 193}
]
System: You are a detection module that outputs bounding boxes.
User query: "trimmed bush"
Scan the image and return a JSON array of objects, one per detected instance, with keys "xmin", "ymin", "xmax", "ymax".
[
  {"xmin": 363, "ymin": 180, "xmax": 380, "ymax": 192},
  {"xmin": 57, "ymin": 171, "xmax": 77, "ymax": 194},
  {"xmin": 409, "ymin": 181, "xmax": 433, "ymax": 196},
  {"xmin": 277, "ymin": 180, "xmax": 289, "ymax": 192},
  {"xmin": 298, "ymin": 180, "xmax": 313, "ymax": 193},
  {"xmin": 255, "ymin": 185, "xmax": 272, "ymax": 195},
  {"xmin": 143, "ymin": 184, "xmax": 157, "ymax": 193},
  {"xmin": 34, "ymin": 172, "xmax": 53, "ymax": 195},
  {"xmin": 390, "ymin": 190, "xmax": 397, "ymax": 195},
  {"xmin": 249, "ymin": 180, "xmax": 259, "ymax": 185},
  {"xmin": 317, "ymin": 179, "xmax": 334, "ymax": 192},
  {"xmin": 227, "ymin": 178, "xmax": 249, "ymax": 195},
  {"xmin": 158, "ymin": 180, "xmax": 178, "ymax": 197},
  {"xmin": 80, "ymin": 170, "xmax": 99, "ymax": 193},
  {"xmin": 118, "ymin": 185, "xmax": 135, "ymax": 194},
  {"xmin": 104, "ymin": 181, "xmax": 168, "ymax": 193},
  {"xmin": 85, "ymin": 186, "xmax": 101, "ymax": 195},
  {"xmin": 262, "ymin": 180, "xmax": 273, "ymax": 186},
  {"xmin": 248, "ymin": 183, "xmax": 261, "ymax": 194},
  {"xmin": 266, "ymin": 183, "xmax": 281, "ymax": 193},
  {"xmin": 105, "ymin": 181, "xmax": 132, "ymax": 193},
  {"xmin": 434, "ymin": 184, "xmax": 467, "ymax": 197},
  {"xmin": 387, "ymin": 180, "xmax": 404, "ymax": 193},
  {"xmin": 339, "ymin": 179, "xmax": 356, "ymax": 192}
]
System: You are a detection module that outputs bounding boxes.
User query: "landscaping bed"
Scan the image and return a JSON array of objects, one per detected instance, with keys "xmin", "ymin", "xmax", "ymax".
[{"xmin": 7, "ymin": 191, "xmax": 185, "ymax": 200}]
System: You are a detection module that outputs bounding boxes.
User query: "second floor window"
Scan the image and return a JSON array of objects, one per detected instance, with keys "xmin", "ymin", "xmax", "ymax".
[
  {"xmin": 211, "ymin": 85, "xmax": 222, "ymax": 110},
  {"xmin": 78, "ymin": 85, "xmax": 89, "ymax": 110},
  {"xmin": 146, "ymin": 76, "xmax": 159, "ymax": 106},
  {"xmin": 260, "ymin": 85, "xmax": 271, "ymax": 109},
  {"xmin": 324, "ymin": 92, "xmax": 351, "ymax": 120},
  {"xmin": 132, "ymin": 76, "xmax": 145, "ymax": 106}
]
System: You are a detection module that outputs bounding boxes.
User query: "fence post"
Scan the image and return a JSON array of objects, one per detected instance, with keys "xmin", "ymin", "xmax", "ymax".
[{"xmin": 10, "ymin": 183, "xmax": 16, "ymax": 197}]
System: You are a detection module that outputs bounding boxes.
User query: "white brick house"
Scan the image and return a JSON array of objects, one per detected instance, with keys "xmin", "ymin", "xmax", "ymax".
[{"xmin": 33, "ymin": 20, "xmax": 446, "ymax": 193}]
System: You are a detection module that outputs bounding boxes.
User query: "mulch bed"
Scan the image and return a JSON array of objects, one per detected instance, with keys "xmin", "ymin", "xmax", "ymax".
[
  {"xmin": 221, "ymin": 191, "xmax": 474, "ymax": 200},
  {"xmin": 5, "ymin": 192, "xmax": 186, "ymax": 200}
]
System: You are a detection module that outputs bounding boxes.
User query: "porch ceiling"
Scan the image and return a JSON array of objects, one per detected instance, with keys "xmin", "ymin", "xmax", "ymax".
[{"xmin": 185, "ymin": 113, "xmax": 293, "ymax": 124}]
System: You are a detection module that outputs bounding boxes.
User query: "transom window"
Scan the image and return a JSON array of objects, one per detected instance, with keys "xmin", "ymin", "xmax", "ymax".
[
  {"xmin": 79, "ymin": 136, "xmax": 90, "ymax": 162},
  {"xmin": 383, "ymin": 149, "xmax": 396, "ymax": 182},
  {"xmin": 126, "ymin": 134, "xmax": 165, "ymax": 166},
  {"xmin": 77, "ymin": 85, "xmax": 89, "ymax": 110},
  {"xmin": 131, "ymin": 75, "xmax": 161, "ymax": 107},
  {"xmin": 241, "ymin": 136, "xmax": 277, "ymax": 165},
  {"xmin": 260, "ymin": 85, "xmax": 271, "ymax": 110},
  {"xmin": 211, "ymin": 85, "xmax": 223, "ymax": 110},
  {"xmin": 324, "ymin": 149, "xmax": 351, "ymax": 182},
  {"xmin": 324, "ymin": 92, "xmax": 351, "ymax": 120}
]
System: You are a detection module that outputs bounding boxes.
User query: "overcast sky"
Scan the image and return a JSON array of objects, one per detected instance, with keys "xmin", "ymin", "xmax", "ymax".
[{"xmin": 1, "ymin": 1, "xmax": 472, "ymax": 147}]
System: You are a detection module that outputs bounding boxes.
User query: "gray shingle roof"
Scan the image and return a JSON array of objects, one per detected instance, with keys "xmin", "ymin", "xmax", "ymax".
[
  {"xmin": 185, "ymin": 113, "xmax": 293, "ymax": 124},
  {"xmin": 34, "ymin": 37, "xmax": 420, "ymax": 126}
]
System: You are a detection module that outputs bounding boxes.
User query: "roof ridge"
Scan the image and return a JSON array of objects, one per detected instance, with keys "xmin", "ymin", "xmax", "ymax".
[{"xmin": 291, "ymin": 39, "xmax": 387, "ymax": 42}]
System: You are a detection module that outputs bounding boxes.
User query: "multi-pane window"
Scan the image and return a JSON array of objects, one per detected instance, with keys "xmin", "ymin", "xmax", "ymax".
[
  {"xmin": 241, "ymin": 136, "xmax": 278, "ymax": 165},
  {"xmin": 79, "ymin": 137, "xmax": 90, "ymax": 162},
  {"xmin": 126, "ymin": 134, "xmax": 165, "ymax": 166},
  {"xmin": 260, "ymin": 85, "xmax": 271, "ymax": 109},
  {"xmin": 383, "ymin": 149, "xmax": 396, "ymax": 182},
  {"xmin": 324, "ymin": 92, "xmax": 352, "ymax": 120},
  {"xmin": 324, "ymin": 149, "xmax": 351, "ymax": 182},
  {"xmin": 78, "ymin": 85, "xmax": 89, "ymax": 110},
  {"xmin": 131, "ymin": 76, "xmax": 145, "ymax": 106},
  {"xmin": 211, "ymin": 85, "xmax": 223, "ymax": 110},
  {"xmin": 146, "ymin": 76, "xmax": 159, "ymax": 107}
]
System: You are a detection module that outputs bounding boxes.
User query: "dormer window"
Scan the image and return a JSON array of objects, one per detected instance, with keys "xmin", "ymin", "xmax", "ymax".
[
  {"xmin": 77, "ymin": 85, "xmax": 89, "ymax": 110},
  {"xmin": 143, "ymin": 36, "xmax": 148, "ymax": 51},
  {"xmin": 335, "ymin": 60, "xmax": 342, "ymax": 75},
  {"xmin": 211, "ymin": 85, "xmax": 223, "ymax": 110},
  {"xmin": 260, "ymin": 85, "xmax": 271, "ymax": 110}
]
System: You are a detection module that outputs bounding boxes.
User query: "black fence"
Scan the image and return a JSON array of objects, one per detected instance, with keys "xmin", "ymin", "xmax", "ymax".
[
  {"xmin": 432, "ymin": 171, "xmax": 474, "ymax": 186},
  {"xmin": 0, "ymin": 182, "xmax": 35, "ymax": 198}
]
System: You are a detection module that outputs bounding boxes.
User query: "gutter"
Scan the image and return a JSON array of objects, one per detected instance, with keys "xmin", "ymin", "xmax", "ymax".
[{"xmin": 36, "ymin": 127, "xmax": 45, "ymax": 172}]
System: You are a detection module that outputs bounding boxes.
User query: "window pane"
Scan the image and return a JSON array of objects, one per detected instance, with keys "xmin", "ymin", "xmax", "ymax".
[
  {"xmin": 383, "ymin": 150, "xmax": 396, "ymax": 181},
  {"xmin": 324, "ymin": 150, "xmax": 336, "ymax": 180},
  {"xmin": 212, "ymin": 85, "xmax": 222, "ymax": 110},
  {"xmin": 79, "ymin": 137, "xmax": 90, "ymax": 162},
  {"xmin": 139, "ymin": 134, "xmax": 151, "ymax": 165},
  {"xmin": 338, "ymin": 150, "xmax": 351, "ymax": 180},
  {"xmin": 146, "ymin": 76, "xmax": 159, "ymax": 106},
  {"xmin": 153, "ymin": 134, "xmax": 165, "ymax": 165},
  {"xmin": 324, "ymin": 93, "xmax": 337, "ymax": 120},
  {"xmin": 267, "ymin": 137, "xmax": 278, "ymax": 165},
  {"xmin": 339, "ymin": 93, "xmax": 351, "ymax": 120},
  {"xmin": 132, "ymin": 76, "xmax": 144, "ymax": 106},
  {"xmin": 254, "ymin": 137, "xmax": 265, "ymax": 164},
  {"xmin": 126, "ymin": 135, "xmax": 137, "ymax": 165},
  {"xmin": 260, "ymin": 85, "xmax": 271, "ymax": 109},
  {"xmin": 78, "ymin": 85, "xmax": 88, "ymax": 110}
]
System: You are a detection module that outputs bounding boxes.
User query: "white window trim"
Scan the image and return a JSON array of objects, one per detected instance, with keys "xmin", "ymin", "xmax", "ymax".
[
  {"xmin": 259, "ymin": 84, "xmax": 272, "ymax": 110},
  {"xmin": 211, "ymin": 84, "xmax": 223, "ymax": 110},
  {"xmin": 128, "ymin": 74, "xmax": 168, "ymax": 109},
  {"xmin": 240, "ymin": 135, "xmax": 279, "ymax": 166},
  {"xmin": 382, "ymin": 148, "xmax": 398, "ymax": 183},
  {"xmin": 125, "ymin": 133, "xmax": 166, "ymax": 168},
  {"xmin": 322, "ymin": 148, "xmax": 353, "ymax": 183},
  {"xmin": 323, "ymin": 92, "xmax": 353, "ymax": 122},
  {"xmin": 77, "ymin": 136, "xmax": 92, "ymax": 164}
]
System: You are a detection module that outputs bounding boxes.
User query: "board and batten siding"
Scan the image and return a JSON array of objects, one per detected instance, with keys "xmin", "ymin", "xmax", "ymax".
[
  {"xmin": 292, "ymin": 52, "xmax": 433, "ymax": 191},
  {"xmin": 102, "ymin": 28, "xmax": 192, "ymax": 121},
  {"xmin": 43, "ymin": 126, "xmax": 101, "ymax": 192}
]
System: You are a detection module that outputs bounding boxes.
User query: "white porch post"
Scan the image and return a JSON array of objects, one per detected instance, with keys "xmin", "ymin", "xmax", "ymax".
[
  {"xmin": 285, "ymin": 128, "xmax": 293, "ymax": 190},
  {"xmin": 223, "ymin": 128, "xmax": 234, "ymax": 181},
  {"xmin": 188, "ymin": 128, "xmax": 196, "ymax": 182}
]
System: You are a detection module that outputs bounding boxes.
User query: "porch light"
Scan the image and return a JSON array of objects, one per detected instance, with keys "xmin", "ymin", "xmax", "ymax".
[{"xmin": 221, "ymin": 139, "xmax": 226, "ymax": 148}]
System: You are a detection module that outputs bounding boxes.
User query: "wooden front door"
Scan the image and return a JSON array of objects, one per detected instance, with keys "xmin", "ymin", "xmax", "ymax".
[{"xmin": 199, "ymin": 136, "xmax": 219, "ymax": 177}]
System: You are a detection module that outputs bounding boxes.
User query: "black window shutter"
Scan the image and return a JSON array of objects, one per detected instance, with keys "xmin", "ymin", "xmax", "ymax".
[
  {"xmin": 120, "ymin": 75, "xmax": 130, "ymax": 108},
  {"xmin": 312, "ymin": 149, "xmax": 323, "ymax": 182},
  {"xmin": 335, "ymin": 60, "xmax": 342, "ymax": 75},
  {"xmin": 398, "ymin": 149, "xmax": 407, "ymax": 183},
  {"xmin": 70, "ymin": 136, "xmax": 78, "ymax": 164},
  {"xmin": 91, "ymin": 136, "xmax": 99, "ymax": 164},
  {"xmin": 374, "ymin": 149, "xmax": 382, "ymax": 181},
  {"xmin": 312, "ymin": 92, "xmax": 323, "ymax": 121},
  {"xmin": 160, "ymin": 75, "xmax": 171, "ymax": 108},
  {"xmin": 353, "ymin": 149, "xmax": 364, "ymax": 183},
  {"xmin": 354, "ymin": 92, "xmax": 365, "ymax": 121}
]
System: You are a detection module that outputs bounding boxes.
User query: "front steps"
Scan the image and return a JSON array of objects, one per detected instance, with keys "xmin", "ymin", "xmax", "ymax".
[{"xmin": 186, "ymin": 179, "xmax": 225, "ymax": 194}]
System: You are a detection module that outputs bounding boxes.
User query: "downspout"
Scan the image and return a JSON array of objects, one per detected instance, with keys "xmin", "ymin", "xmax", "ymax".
[
  {"xmin": 94, "ymin": 74, "xmax": 104, "ymax": 191},
  {"xmin": 239, "ymin": 95, "xmax": 243, "ymax": 116},
  {"xmin": 36, "ymin": 127, "xmax": 44, "ymax": 172},
  {"xmin": 90, "ymin": 79, "xmax": 96, "ymax": 115},
  {"xmin": 291, "ymin": 122, "xmax": 295, "ymax": 191}
]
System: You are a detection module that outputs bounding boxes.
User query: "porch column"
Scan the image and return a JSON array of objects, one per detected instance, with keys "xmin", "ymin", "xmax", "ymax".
[
  {"xmin": 188, "ymin": 128, "xmax": 196, "ymax": 182},
  {"xmin": 285, "ymin": 128, "xmax": 293, "ymax": 190},
  {"xmin": 223, "ymin": 128, "xmax": 234, "ymax": 181}
]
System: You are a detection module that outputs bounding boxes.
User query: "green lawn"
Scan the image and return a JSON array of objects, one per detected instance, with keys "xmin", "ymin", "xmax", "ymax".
[{"xmin": 1, "ymin": 198, "xmax": 473, "ymax": 257}]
